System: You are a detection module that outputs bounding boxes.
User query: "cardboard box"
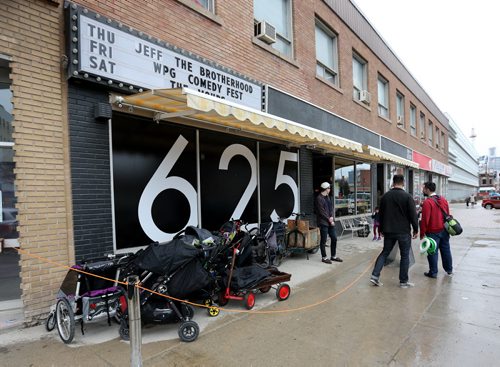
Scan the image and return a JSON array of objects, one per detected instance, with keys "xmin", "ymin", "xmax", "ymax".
[
  {"xmin": 287, "ymin": 227, "xmax": 319, "ymax": 249},
  {"xmin": 287, "ymin": 219, "xmax": 309, "ymax": 232}
]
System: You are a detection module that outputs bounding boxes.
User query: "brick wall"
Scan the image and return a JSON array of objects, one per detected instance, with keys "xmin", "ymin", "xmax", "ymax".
[
  {"xmin": 72, "ymin": 0, "xmax": 447, "ymax": 162},
  {"xmin": 0, "ymin": 0, "xmax": 71, "ymax": 324}
]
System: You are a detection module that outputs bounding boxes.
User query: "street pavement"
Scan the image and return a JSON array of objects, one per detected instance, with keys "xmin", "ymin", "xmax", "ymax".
[{"xmin": 0, "ymin": 202, "xmax": 499, "ymax": 366}]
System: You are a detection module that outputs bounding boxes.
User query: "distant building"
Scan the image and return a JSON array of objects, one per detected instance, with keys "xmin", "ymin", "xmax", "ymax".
[{"xmin": 446, "ymin": 114, "xmax": 479, "ymax": 201}]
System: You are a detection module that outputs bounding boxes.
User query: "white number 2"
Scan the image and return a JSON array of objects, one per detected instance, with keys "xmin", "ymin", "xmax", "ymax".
[
  {"xmin": 219, "ymin": 144, "xmax": 257, "ymax": 220},
  {"xmin": 138, "ymin": 135, "xmax": 198, "ymax": 242}
]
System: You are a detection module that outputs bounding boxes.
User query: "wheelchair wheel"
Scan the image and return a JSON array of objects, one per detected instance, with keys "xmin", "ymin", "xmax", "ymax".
[
  {"xmin": 56, "ymin": 298, "xmax": 75, "ymax": 344},
  {"xmin": 178, "ymin": 320, "xmax": 199, "ymax": 342},
  {"xmin": 45, "ymin": 310, "xmax": 56, "ymax": 332}
]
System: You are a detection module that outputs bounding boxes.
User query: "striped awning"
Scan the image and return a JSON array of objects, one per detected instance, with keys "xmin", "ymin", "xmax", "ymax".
[
  {"xmin": 363, "ymin": 145, "xmax": 419, "ymax": 169},
  {"xmin": 113, "ymin": 88, "xmax": 364, "ymax": 154}
]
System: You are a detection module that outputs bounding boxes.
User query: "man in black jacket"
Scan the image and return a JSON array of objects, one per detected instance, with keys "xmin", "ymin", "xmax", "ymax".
[
  {"xmin": 369, "ymin": 174, "xmax": 418, "ymax": 288},
  {"xmin": 315, "ymin": 182, "xmax": 342, "ymax": 264}
]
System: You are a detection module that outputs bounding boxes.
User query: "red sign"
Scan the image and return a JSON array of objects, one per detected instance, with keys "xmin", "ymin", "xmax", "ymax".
[{"xmin": 412, "ymin": 151, "xmax": 432, "ymax": 171}]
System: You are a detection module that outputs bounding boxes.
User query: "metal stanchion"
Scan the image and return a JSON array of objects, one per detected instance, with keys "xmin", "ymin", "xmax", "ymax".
[{"xmin": 127, "ymin": 275, "xmax": 142, "ymax": 367}]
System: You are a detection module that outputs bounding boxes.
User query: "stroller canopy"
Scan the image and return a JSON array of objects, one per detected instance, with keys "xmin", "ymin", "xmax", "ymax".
[{"xmin": 134, "ymin": 239, "xmax": 201, "ymax": 275}]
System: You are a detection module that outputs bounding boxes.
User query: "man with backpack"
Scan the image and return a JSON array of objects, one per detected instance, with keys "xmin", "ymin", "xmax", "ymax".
[{"xmin": 420, "ymin": 181, "xmax": 453, "ymax": 278}]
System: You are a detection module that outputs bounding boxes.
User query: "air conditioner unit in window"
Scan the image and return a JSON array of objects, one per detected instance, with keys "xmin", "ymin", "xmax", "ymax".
[
  {"xmin": 254, "ymin": 21, "xmax": 276, "ymax": 44},
  {"xmin": 420, "ymin": 132, "xmax": 425, "ymax": 139},
  {"xmin": 397, "ymin": 115, "xmax": 404, "ymax": 126},
  {"xmin": 359, "ymin": 90, "xmax": 371, "ymax": 104}
]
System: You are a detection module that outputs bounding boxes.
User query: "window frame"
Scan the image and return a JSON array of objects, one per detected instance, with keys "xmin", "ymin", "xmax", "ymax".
[
  {"xmin": 254, "ymin": 0, "xmax": 293, "ymax": 58},
  {"xmin": 377, "ymin": 75, "xmax": 389, "ymax": 118},
  {"xmin": 396, "ymin": 91, "xmax": 405, "ymax": 128},
  {"xmin": 315, "ymin": 19, "xmax": 339, "ymax": 87},
  {"xmin": 409, "ymin": 104, "xmax": 417, "ymax": 136},
  {"xmin": 419, "ymin": 112, "xmax": 426, "ymax": 141},
  {"xmin": 428, "ymin": 120, "xmax": 433, "ymax": 147},
  {"xmin": 352, "ymin": 52, "xmax": 367, "ymax": 101}
]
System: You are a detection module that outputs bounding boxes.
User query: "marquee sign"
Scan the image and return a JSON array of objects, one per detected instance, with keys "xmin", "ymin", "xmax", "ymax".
[{"xmin": 67, "ymin": 7, "xmax": 262, "ymax": 109}]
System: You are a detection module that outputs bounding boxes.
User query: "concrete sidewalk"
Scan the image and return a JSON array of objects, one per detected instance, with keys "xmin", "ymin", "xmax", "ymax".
[{"xmin": 1, "ymin": 202, "xmax": 499, "ymax": 366}]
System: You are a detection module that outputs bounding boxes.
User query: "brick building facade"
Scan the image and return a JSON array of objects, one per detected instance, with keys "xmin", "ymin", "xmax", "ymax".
[{"xmin": 1, "ymin": 0, "xmax": 451, "ymax": 324}]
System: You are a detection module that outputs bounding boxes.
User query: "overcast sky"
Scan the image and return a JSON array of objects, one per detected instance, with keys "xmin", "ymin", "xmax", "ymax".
[{"xmin": 352, "ymin": 0, "xmax": 499, "ymax": 157}]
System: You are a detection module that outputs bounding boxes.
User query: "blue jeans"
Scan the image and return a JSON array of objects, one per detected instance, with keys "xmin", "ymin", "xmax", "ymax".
[
  {"xmin": 425, "ymin": 230, "xmax": 453, "ymax": 276},
  {"xmin": 319, "ymin": 225, "xmax": 337, "ymax": 258},
  {"xmin": 371, "ymin": 233, "xmax": 412, "ymax": 283}
]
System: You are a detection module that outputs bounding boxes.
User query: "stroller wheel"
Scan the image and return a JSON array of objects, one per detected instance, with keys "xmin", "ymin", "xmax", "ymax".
[
  {"xmin": 276, "ymin": 284, "xmax": 291, "ymax": 301},
  {"xmin": 45, "ymin": 310, "xmax": 56, "ymax": 332},
  {"xmin": 56, "ymin": 298, "xmax": 75, "ymax": 344},
  {"xmin": 178, "ymin": 320, "xmax": 199, "ymax": 342},
  {"xmin": 207, "ymin": 306, "xmax": 220, "ymax": 317},
  {"xmin": 119, "ymin": 319, "xmax": 130, "ymax": 341},
  {"xmin": 244, "ymin": 292, "xmax": 255, "ymax": 310}
]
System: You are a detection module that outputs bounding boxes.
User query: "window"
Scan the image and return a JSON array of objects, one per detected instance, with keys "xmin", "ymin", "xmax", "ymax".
[
  {"xmin": 0, "ymin": 59, "xmax": 18, "ymax": 245},
  {"xmin": 419, "ymin": 112, "xmax": 425, "ymax": 140},
  {"xmin": 428, "ymin": 120, "xmax": 433, "ymax": 146},
  {"xmin": 377, "ymin": 75, "xmax": 389, "ymax": 118},
  {"xmin": 315, "ymin": 20, "xmax": 339, "ymax": 86},
  {"xmin": 254, "ymin": 0, "xmax": 292, "ymax": 57},
  {"xmin": 396, "ymin": 91, "xmax": 405, "ymax": 127},
  {"xmin": 441, "ymin": 131, "xmax": 445, "ymax": 152},
  {"xmin": 193, "ymin": 0, "xmax": 214, "ymax": 12},
  {"xmin": 435, "ymin": 126, "xmax": 440, "ymax": 149},
  {"xmin": 352, "ymin": 52, "xmax": 367, "ymax": 101},
  {"xmin": 409, "ymin": 104, "xmax": 416, "ymax": 136}
]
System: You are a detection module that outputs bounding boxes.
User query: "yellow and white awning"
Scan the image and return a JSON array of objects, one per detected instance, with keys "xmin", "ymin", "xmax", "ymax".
[
  {"xmin": 113, "ymin": 88, "xmax": 363, "ymax": 154},
  {"xmin": 363, "ymin": 145, "xmax": 419, "ymax": 169}
]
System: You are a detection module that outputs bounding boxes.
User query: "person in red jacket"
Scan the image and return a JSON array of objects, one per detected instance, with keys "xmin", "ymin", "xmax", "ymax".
[{"xmin": 420, "ymin": 181, "xmax": 453, "ymax": 278}]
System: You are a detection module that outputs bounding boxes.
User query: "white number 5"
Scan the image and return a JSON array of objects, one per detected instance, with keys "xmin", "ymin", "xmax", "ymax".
[{"xmin": 270, "ymin": 151, "xmax": 298, "ymax": 221}]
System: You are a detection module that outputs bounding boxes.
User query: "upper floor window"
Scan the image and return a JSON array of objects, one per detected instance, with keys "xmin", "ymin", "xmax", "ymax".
[
  {"xmin": 377, "ymin": 75, "xmax": 389, "ymax": 118},
  {"xmin": 435, "ymin": 126, "xmax": 440, "ymax": 149},
  {"xmin": 315, "ymin": 20, "xmax": 339, "ymax": 86},
  {"xmin": 194, "ymin": 0, "xmax": 214, "ymax": 12},
  {"xmin": 441, "ymin": 131, "xmax": 445, "ymax": 153},
  {"xmin": 409, "ymin": 104, "xmax": 416, "ymax": 136},
  {"xmin": 396, "ymin": 91, "xmax": 405, "ymax": 128},
  {"xmin": 352, "ymin": 52, "xmax": 368, "ymax": 102},
  {"xmin": 254, "ymin": 0, "xmax": 292, "ymax": 57},
  {"xmin": 419, "ymin": 112, "xmax": 425, "ymax": 140},
  {"xmin": 428, "ymin": 120, "xmax": 433, "ymax": 146}
]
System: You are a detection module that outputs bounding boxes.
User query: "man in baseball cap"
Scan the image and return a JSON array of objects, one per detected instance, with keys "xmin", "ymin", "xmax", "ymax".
[{"xmin": 315, "ymin": 181, "xmax": 342, "ymax": 264}]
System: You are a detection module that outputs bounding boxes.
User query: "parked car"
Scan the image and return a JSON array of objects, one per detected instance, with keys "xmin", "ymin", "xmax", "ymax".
[
  {"xmin": 482, "ymin": 197, "xmax": 500, "ymax": 210},
  {"xmin": 0, "ymin": 208, "xmax": 19, "ymax": 239}
]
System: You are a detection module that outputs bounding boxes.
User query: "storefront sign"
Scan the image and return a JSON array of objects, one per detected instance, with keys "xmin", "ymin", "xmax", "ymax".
[
  {"xmin": 76, "ymin": 14, "xmax": 262, "ymax": 109},
  {"xmin": 412, "ymin": 151, "xmax": 432, "ymax": 171},
  {"xmin": 112, "ymin": 116, "xmax": 298, "ymax": 249},
  {"xmin": 431, "ymin": 159, "xmax": 452, "ymax": 176}
]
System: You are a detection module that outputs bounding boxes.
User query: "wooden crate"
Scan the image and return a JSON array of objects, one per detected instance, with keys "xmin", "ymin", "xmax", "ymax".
[
  {"xmin": 287, "ymin": 227, "xmax": 319, "ymax": 249},
  {"xmin": 287, "ymin": 219, "xmax": 309, "ymax": 232}
]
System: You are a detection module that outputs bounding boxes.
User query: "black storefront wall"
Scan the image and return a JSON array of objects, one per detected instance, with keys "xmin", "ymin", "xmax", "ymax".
[
  {"xmin": 69, "ymin": 82, "xmax": 300, "ymax": 255},
  {"xmin": 68, "ymin": 82, "xmax": 114, "ymax": 261}
]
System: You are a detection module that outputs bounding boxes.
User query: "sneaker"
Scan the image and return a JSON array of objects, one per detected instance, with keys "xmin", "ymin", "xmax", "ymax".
[
  {"xmin": 370, "ymin": 277, "xmax": 383, "ymax": 286},
  {"xmin": 377, "ymin": 237, "xmax": 381, "ymax": 241},
  {"xmin": 400, "ymin": 282, "xmax": 415, "ymax": 288},
  {"xmin": 372, "ymin": 236, "xmax": 377, "ymax": 241},
  {"xmin": 322, "ymin": 258, "xmax": 332, "ymax": 264},
  {"xmin": 446, "ymin": 272, "xmax": 454, "ymax": 277},
  {"xmin": 424, "ymin": 272, "xmax": 437, "ymax": 279},
  {"xmin": 330, "ymin": 257, "xmax": 343, "ymax": 262}
]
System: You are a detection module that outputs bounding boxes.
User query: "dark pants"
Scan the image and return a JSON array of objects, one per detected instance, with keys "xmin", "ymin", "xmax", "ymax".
[
  {"xmin": 371, "ymin": 233, "xmax": 412, "ymax": 283},
  {"xmin": 425, "ymin": 229, "xmax": 453, "ymax": 276},
  {"xmin": 319, "ymin": 225, "xmax": 337, "ymax": 258}
]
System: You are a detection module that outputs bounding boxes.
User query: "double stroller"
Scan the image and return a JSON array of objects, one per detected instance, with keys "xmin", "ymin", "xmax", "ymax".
[{"xmin": 47, "ymin": 227, "xmax": 217, "ymax": 344}]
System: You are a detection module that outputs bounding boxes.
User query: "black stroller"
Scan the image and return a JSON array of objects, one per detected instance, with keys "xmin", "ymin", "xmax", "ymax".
[
  {"xmin": 46, "ymin": 255, "xmax": 128, "ymax": 344},
  {"xmin": 118, "ymin": 234, "xmax": 215, "ymax": 342}
]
